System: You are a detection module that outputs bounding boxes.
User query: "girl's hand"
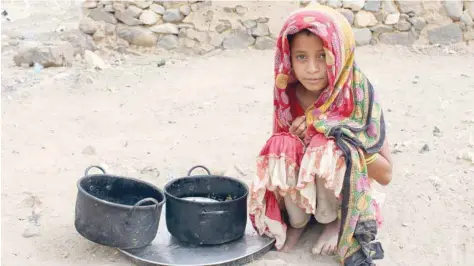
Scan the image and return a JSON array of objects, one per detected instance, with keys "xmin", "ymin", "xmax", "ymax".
[{"xmin": 289, "ymin": 116, "xmax": 307, "ymax": 139}]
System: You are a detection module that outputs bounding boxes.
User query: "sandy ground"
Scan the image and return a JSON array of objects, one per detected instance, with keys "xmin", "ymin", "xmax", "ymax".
[{"xmin": 2, "ymin": 2, "xmax": 474, "ymax": 266}]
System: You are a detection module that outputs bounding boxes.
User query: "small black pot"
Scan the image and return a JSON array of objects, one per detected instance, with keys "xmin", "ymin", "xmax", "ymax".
[
  {"xmin": 75, "ymin": 166, "xmax": 166, "ymax": 249},
  {"xmin": 164, "ymin": 166, "xmax": 248, "ymax": 246}
]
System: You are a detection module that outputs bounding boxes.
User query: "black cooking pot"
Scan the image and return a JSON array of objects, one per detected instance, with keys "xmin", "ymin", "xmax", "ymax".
[
  {"xmin": 164, "ymin": 165, "xmax": 248, "ymax": 245},
  {"xmin": 75, "ymin": 165, "xmax": 165, "ymax": 249}
]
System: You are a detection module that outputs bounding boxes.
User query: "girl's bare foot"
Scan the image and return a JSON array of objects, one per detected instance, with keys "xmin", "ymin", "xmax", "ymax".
[
  {"xmin": 312, "ymin": 219, "xmax": 340, "ymax": 255},
  {"xmin": 281, "ymin": 225, "xmax": 307, "ymax": 253}
]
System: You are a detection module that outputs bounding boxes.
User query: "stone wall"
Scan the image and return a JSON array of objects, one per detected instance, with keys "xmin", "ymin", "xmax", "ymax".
[{"xmin": 79, "ymin": 0, "xmax": 474, "ymax": 54}]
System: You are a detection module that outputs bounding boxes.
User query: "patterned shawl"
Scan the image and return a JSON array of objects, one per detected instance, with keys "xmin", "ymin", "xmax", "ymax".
[{"xmin": 272, "ymin": 3, "xmax": 386, "ymax": 265}]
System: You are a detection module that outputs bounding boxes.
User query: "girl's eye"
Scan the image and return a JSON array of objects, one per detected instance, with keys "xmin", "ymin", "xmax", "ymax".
[
  {"xmin": 318, "ymin": 53, "xmax": 326, "ymax": 59},
  {"xmin": 296, "ymin": 54, "xmax": 306, "ymax": 60}
]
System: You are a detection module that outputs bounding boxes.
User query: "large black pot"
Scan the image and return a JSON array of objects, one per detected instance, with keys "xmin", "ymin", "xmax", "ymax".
[
  {"xmin": 164, "ymin": 166, "xmax": 248, "ymax": 246},
  {"xmin": 75, "ymin": 165, "xmax": 166, "ymax": 249}
]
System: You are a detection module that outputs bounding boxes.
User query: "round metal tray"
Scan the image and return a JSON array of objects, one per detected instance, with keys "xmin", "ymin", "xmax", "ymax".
[{"xmin": 119, "ymin": 206, "xmax": 275, "ymax": 266}]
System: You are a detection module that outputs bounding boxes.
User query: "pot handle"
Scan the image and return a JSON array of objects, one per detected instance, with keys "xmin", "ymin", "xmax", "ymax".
[
  {"xmin": 128, "ymin": 197, "xmax": 160, "ymax": 217},
  {"xmin": 200, "ymin": 210, "xmax": 229, "ymax": 215},
  {"xmin": 187, "ymin": 165, "xmax": 211, "ymax": 176},
  {"xmin": 84, "ymin": 165, "xmax": 106, "ymax": 176}
]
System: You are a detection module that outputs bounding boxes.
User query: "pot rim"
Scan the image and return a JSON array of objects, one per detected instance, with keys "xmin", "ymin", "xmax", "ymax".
[
  {"xmin": 77, "ymin": 173, "xmax": 166, "ymax": 210},
  {"xmin": 163, "ymin": 174, "xmax": 249, "ymax": 204}
]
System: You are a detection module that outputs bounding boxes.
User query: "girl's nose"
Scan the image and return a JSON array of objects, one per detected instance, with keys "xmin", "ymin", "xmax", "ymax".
[{"xmin": 306, "ymin": 59, "xmax": 320, "ymax": 74}]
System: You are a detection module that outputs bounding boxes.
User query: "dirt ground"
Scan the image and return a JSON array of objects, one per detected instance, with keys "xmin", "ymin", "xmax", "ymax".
[{"xmin": 2, "ymin": 2, "xmax": 474, "ymax": 266}]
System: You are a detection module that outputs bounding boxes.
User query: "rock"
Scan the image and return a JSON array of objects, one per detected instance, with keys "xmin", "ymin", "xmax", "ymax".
[
  {"xmin": 126, "ymin": 5, "xmax": 143, "ymax": 18},
  {"xmin": 179, "ymin": 4, "xmax": 191, "ymax": 16},
  {"xmin": 242, "ymin": 19, "xmax": 257, "ymax": 29},
  {"xmin": 396, "ymin": 0, "xmax": 422, "ymax": 15},
  {"xmin": 92, "ymin": 28, "xmax": 105, "ymax": 41},
  {"xmin": 354, "ymin": 10, "xmax": 378, "ymax": 27},
  {"xmin": 408, "ymin": 17, "xmax": 426, "ymax": 31},
  {"xmin": 460, "ymin": 11, "xmax": 474, "ymax": 27},
  {"xmin": 82, "ymin": 145, "xmax": 96, "ymax": 155},
  {"xmin": 140, "ymin": 166, "xmax": 160, "ymax": 177},
  {"xmin": 186, "ymin": 29, "xmax": 208, "ymax": 43},
  {"xmin": 394, "ymin": 20, "xmax": 411, "ymax": 31},
  {"xmin": 427, "ymin": 24, "xmax": 463, "ymax": 45},
  {"xmin": 363, "ymin": 0, "xmax": 381, "ymax": 12},
  {"xmin": 13, "ymin": 42, "xmax": 74, "ymax": 68},
  {"xmin": 223, "ymin": 30, "xmax": 255, "ymax": 49},
  {"xmin": 433, "ymin": 126, "xmax": 442, "ymax": 137},
  {"xmin": 131, "ymin": 0, "xmax": 152, "ymax": 9},
  {"xmin": 84, "ymin": 50, "xmax": 107, "ymax": 70},
  {"xmin": 156, "ymin": 59, "xmax": 166, "ymax": 67},
  {"xmin": 83, "ymin": 0, "xmax": 97, "ymax": 9},
  {"xmin": 158, "ymin": 35, "xmax": 179, "ymax": 50},
  {"xmin": 327, "ymin": 0, "xmax": 342, "ymax": 8},
  {"xmin": 254, "ymin": 36, "xmax": 276, "ymax": 50},
  {"xmin": 343, "ymin": 0, "xmax": 365, "ymax": 11},
  {"xmin": 149, "ymin": 4, "xmax": 165, "ymax": 15},
  {"xmin": 88, "ymin": 8, "xmax": 117, "ymax": 24},
  {"xmin": 374, "ymin": 11, "xmax": 385, "ymax": 22},
  {"xmin": 117, "ymin": 25, "xmax": 158, "ymax": 47},
  {"xmin": 112, "ymin": 2, "xmax": 126, "ymax": 13},
  {"xmin": 257, "ymin": 17, "xmax": 269, "ymax": 23},
  {"xmin": 419, "ymin": 144, "xmax": 430, "ymax": 154},
  {"xmin": 163, "ymin": 9, "xmax": 184, "ymax": 23},
  {"xmin": 382, "ymin": 0, "xmax": 398, "ymax": 13},
  {"xmin": 379, "ymin": 31, "xmax": 416, "ymax": 45},
  {"xmin": 139, "ymin": 10, "xmax": 158, "ymax": 25},
  {"xmin": 115, "ymin": 10, "xmax": 143, "ymax": 26},
  {"xmin": 182, "ymin": 38, "xmax": 196, "ymax": 48},
  {"xmin": 209, "ymin": 32, "xmax": 224, "ymax": 47},
  {"xmin": 103, "ymin": 4, "xmax": 114, "ymax": 12},
  {"xmin": 465, "ymin": 31, "xmax": 474, "ymax": 41},
  {"xmin": 353, "ymin": 28, "xmax": 372, "ymax": 46},
  {"xmin": 384, "ymin": 12, "xmax": 400, "ymax": 25},
  {"xmin": 443, "ymin": 0, "xmax": 463, "ymax": 21},
  {"xmin": 370, "ymin": 24, "xmax": 394, "ymax": 36},
  {"xmin": 337, "ymin": 9, "xmax": 355, "ymax": 25},
  {"xmin": 215, "ymin": 20, "xmax": 232, "ymax": 33},
  {"xmin": 79, "ymin": 18, "xmax": 99, "ymax": 35},
  {"xmin": 428, "ymin": 176, "xmax": 442, "ymax": 189},
  {"xmin": 235, "ymin": 5, "xmax": 248, "ymax": 15},
  {"xmin": 251, "ymin": 23, "xmax": 270, "ymax": 37},
  {"xmin": 150, "ymin": 23, "xmax": 179, "ymax": 34}
]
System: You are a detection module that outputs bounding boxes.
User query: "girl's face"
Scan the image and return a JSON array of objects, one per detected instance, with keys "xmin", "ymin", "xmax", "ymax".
[{"xmin": 290, "ymin": 32, "xmax": 329, "ymax": 93}]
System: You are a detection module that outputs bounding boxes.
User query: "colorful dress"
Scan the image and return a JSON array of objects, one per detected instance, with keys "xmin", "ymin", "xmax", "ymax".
[{"xmin": 248, "ymin": 3, "xmax": 386, "ymax": 266}]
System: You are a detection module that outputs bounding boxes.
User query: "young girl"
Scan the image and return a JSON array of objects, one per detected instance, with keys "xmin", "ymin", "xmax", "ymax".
[{"xmin": 248, "ymin": 3, "xmax": 393, "ymax": 266}]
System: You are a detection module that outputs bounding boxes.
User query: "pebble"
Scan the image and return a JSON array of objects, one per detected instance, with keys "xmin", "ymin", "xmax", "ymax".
[
  {"xmin": 443, "ymin": 0, "xmax": 463, "ymax": 20},
  {"xmin": 235, "ymin": 5, "xmax": 248, "ymax": 15},
  {"xmin": 79, "ymin": 18, "xmax": 99, "ymax": 35},
  {"xmin": 140, "ymin": 166, "xmax": 160, "ymax": 177},
  {"xmin": 215, "ymin": 20, "xmax": 232, "ymax": 33},
  {"xmin": 429, "ymin": 176, "xmax": 443, "ymax": 189},
  {"xmin": 354, "ymin": 10, "xmax": 377, "ymax": 27},
  {"xmin": 149, "ymin": 4, "xmax": 165, "ymax": 15},
  {"xmin": 363, "ymin": 0, "xmax": 381, "ymax": 12},
  {"xmin": 209, "ymin": 32, "xmax": 224, "ymax": 47},
  {"xmin": 158, "ymin": 35, "xmax": 179, "ymax": 50},
  {"xmin": 223, "ymin": 30, "xmax": 255, "ymax": 49},
  {"xmin": 460, "ymin": 11, "xmax": 474, "ymax": 27},
  {"xmin": 457, "ymin": 150, "xmax": 474, "ymax": 164},
  {"xmin": 163, "ymin": 9, "xmax": 184, "ymax": 23},
  {"xmin": 251, "ymin": 23, "xmax": 270, "ymax": 37},
  {"xmin": 22, "ymin": 224, "xmax": 40, "ymax": 238},
  {"xmin": 156, "ymin": 59, "xmax": 166, "ymax": 67},
  {"xmin": 139, "ymin": 10, "xmax": 158, "ymax": 25},
  {"xmin": 115, "ymin": 10, "xmax": 143, "ymax": 26},
  {"xmin": 408, "ymin": 17, "xmax": 426, "ymax": 31},
  {"xmin": 337, "ymin": 8, "xmax": 355, "ymax": 25},
  {"xmin": 394, "ymin": 20, "xmax": 412, "ymax": 31},
  {"xmin": 242, "ymin": 19, "xmax": 257, "ymax": 29},
  {"xmin": 83, "ymin": 0, "xmax": 97, "ymax": 9},
  {"xmin": 150, "ymin": 23, "xmax": 179, "ymax": 34},
  {"xmin": 343, "ymin": 0, "xmax": 365, "ymax": 11},
  {"xmin": 327, "ymin": 0, "xmax": 342, "ymax": 9},
  {"xmin": 131, "ymin": 0, "xmax": 152, "ymax": 9},
  {"xmin": 427, "ymin": 24, "xmax": 463, "ymax": 45},
  {"xmin": 254, "ymin": 36, "xmax": 275, "ymax": 50},
  {"xmin": 433, "ymin": 126, "xmax": 442, "ymax": 137},
  {"xmin": 419, "ymin": 144, "xmax": 430, "ymax": 154},
  {"xmin": 116, "ymin": 25, "xmax": 157, "ymax": 47},
  {"xmin": 127, "ymin": 5, "xmax": 143, "ymax": 18},
  {"xmin": 88, "ymin": 8, "xmax": 117, "ymax": 24},
  {"xmin": 379, "ymin": 31, "xmax": 417, "ymax": 45},
  {"xmin": 384, "ymin": 12, "xmax": 400, "ymax": 25},
  {"xmin": 82, "ymin": 145, "xmax": 97, "ymax": 155},
  {"xmin": 397, "ymin": 1, "xmax": 423, "ymax": 15},
  {"xmin": 179, "ymin": 5, "xmax": 191, "ymax": 16},
  {"xmin": 84, "ymin": 50, "xmax": 107, "ymax": 70}
]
